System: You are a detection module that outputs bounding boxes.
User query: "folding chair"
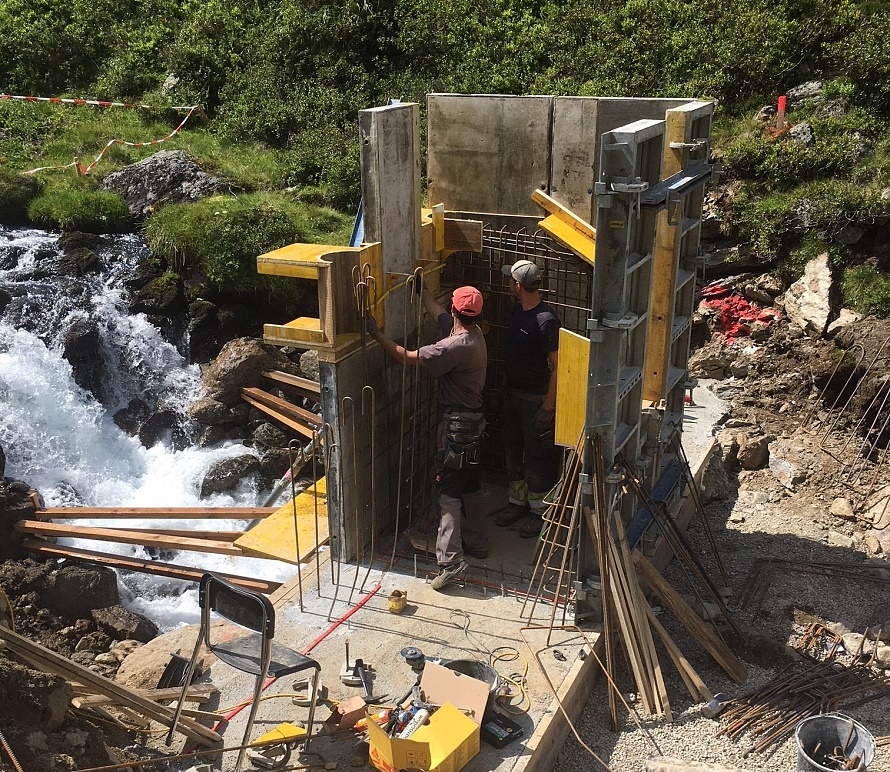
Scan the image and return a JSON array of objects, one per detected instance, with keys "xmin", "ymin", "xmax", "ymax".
[{"xmin": 166, "ymin": 573, "xmax": 321, "ymax": 772}]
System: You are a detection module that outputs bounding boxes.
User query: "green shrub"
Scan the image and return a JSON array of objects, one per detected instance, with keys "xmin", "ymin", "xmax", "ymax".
[
  {"xmin": 27, "ymin": 186, "xmax": 130, "ymax": 232},
  {"xmin": 0, "ymin": 168, "xmax": 40, "ymax": 222},
  {"xmin": 842, "ymin": 265, "xmax": 890, "ymax": 317},
  {"xmin": 784, "ymin": 236, "xmax": 848, "ymax": 279},
  {"xmin": 143, "ymin": 193, "xmax": 351, "ymax": 308}
]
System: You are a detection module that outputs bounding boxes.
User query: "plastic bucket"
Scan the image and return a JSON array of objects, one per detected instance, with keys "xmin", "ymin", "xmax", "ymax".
[
  {"xmin": 795, "ymin": 713, "xmax": 875, "ymax": 772},
  {"xmin": 442, "ymin": 659, "xmax": 501, "ymax": 717}
]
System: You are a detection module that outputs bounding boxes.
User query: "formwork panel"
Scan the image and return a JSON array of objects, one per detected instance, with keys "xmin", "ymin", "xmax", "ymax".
[{"xmin": 427, "ymin": 94, "xmax": 552, "ymax": 216}]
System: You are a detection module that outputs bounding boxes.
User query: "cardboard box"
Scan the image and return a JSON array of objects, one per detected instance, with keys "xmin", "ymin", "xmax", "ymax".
[{"xmin": 367, "ymin": 662, "xmax": 489, "ymax": 772}]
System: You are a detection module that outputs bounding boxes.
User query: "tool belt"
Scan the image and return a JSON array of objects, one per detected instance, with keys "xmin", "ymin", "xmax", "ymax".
[{"xmin": 441, "ymin": 409, "xmax": 485, "ymax": 470}]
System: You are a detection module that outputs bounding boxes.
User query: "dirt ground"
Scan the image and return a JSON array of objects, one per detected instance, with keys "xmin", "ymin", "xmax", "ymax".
[{"xmin": 556, "ymin": 311, "xmax": 890, "ymax": 772}]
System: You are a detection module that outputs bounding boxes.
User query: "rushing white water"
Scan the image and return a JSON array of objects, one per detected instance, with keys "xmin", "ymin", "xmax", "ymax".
[{"xmin": 0, "ymin": 226, "xmax": 295, "ymax": 630}]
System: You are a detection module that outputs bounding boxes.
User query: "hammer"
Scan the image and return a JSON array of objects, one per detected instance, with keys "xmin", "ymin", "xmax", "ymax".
[{"xmin": 354, "ymin": 658, "xmax": 386, "ymax": 703}]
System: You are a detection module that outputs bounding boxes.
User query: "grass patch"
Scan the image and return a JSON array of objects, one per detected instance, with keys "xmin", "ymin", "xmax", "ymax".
[
  {"xmin": 143, "ymin": 192, "xmax": 352, "ymax": 310},
  {"xmin": 843, "ymin": 265, "xmax": 890, "ymax": 317},
  {"xmin": 27, "ymin": 182, "xmax": 130, "ymax": 232},
  {"xmin": 0, "ymin": 167, "xmax": 40, "ymax": 221}
]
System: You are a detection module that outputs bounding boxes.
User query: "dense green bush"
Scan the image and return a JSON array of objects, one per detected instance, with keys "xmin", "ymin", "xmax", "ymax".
[
  {"xmin": 0, "ymin": 168, "xmax": 40, "ymax": 221},
  {"xmin": 27, "ymin": 186, "xmax": 130, "ymax": 232},
  {"xmin": 843, "ymin": 265, "xmax": 890, "ymax": 317},
  {"xmin": 143, "ymin": 193, "xmax": 351, "ymax": 306}
]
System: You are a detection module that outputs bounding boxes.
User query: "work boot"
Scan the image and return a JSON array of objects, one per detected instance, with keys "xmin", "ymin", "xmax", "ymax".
[
  {"xmin": 462, "ymin": 541, "xmax": 488, "ymax": 560},
  {"xmin": 518, "ymin": 515, "xmax": 544, "ymax": 539},
  {"xmin": 431, "ymin": 560, "xmax": 468, "ymax": 591},
  {"xmin": 495, "ymin": 503, "xmax": 530, "ymax": 527}
]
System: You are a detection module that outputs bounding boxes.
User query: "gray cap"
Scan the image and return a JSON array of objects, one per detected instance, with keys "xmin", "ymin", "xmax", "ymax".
[{"xmin": 501, "ymin": 259, "xmax": 542, "ymax": 288}]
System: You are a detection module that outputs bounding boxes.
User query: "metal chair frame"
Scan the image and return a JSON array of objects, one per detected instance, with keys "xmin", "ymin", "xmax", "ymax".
[{"xmin": 166, "ymin": 573, "xmax": 321, "ymax": 772}]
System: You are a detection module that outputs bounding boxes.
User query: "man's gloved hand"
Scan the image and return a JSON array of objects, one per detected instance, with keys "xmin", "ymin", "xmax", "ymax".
[
  {"xmin": 364, "ymin": 313, "xmax": 379, "ymax": 335},
  {"xmin": 533, "ymin": 407, "xmax": 555, "ymax": 435}
]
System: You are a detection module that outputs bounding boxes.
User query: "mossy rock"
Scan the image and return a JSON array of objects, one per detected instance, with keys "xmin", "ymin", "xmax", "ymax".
[
  {"xmin": 0, "ymin": 168, "xmax": 40, "ymax": 223},
  {"xmin": 130, "ymin": 271, "xmax": 186, "ymax": 316}
]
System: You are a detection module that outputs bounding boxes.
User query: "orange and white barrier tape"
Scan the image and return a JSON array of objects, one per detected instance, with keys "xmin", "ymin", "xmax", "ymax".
[
  {"xmin": 23, "ymin": 105, "xmax": 207, "ymax": 176},
  {"xmin": 0, "ymin": 93, "xmax": 196, "ymax": 111}
]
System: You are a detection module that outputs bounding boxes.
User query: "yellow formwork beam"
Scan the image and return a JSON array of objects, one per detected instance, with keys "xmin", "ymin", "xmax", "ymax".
[
  {"xmin": 235, "ymin": 478, "xmax": 328, "ymax": 564},
  {"xmin": 555, "ymin": 328, "xmax": 590, "ymax": 448},
  {"xmin": 532, "ymin": 189, "xmax": 595, "ymax": 265}
]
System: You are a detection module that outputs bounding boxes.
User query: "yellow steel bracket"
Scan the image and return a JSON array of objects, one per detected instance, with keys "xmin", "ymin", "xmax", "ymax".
[{"xmin": 531, "ymin": 189, "xmax": 595, "ymax": 266}]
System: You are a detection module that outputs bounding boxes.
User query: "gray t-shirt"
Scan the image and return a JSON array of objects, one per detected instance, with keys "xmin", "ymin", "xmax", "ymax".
[{"xmin": 418, "ymin": 313, "xmax": 487, "ymax": 409}]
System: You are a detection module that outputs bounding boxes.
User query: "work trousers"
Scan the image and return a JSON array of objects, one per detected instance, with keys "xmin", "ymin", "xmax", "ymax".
[
  {"xmin": 434, "ymin": 411, "xmax": 488, "ymax": 567},
  {"xmin": 501, "ymin": 388, "xmax": 559, "ymax": 515}
]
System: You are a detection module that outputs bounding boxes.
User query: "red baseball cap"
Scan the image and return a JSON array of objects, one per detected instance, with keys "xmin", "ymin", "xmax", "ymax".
[{"xmin": 452, "ymin": 286, "xmax": 483, "ymax": 316}]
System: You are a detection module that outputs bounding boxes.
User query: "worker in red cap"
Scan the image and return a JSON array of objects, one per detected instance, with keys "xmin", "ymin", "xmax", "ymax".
[{"xmin": 366, "ymin": 284, "xmax": 488, "ymax": 591}]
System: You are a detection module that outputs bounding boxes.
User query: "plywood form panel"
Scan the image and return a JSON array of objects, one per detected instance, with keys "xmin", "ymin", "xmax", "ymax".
[{"xmin": 427, "ymin": 94, "xmax": 552, "ymax": 216}]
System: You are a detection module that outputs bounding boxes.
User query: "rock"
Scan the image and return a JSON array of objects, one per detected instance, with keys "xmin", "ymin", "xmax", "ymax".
[
  {"xmin": 92, "ymin": 605, "xmax": 159, "ymax": 643},
  {"xmin": 93, "ymin": 651, "xmax": 120, "ymax": 666},
  {"xmin": 742, "ymin": 283, "xmax": 774, "ymax": 305},
  {"xmin": 300, "ymin": 349, "xmax": 320, "ymax": 382},
  {"xmin": 100, "ymin": 150, "xmax": 228, "ymax": 220},
  {"xmin": 755, "ymin": 104, "xmax": 776, "ymax": 122},
  {"xmin": 783, "ymin": 253, "xmax": 835, "ymax": 335},
  {"xmin": 0, "ymin": 444, "xmax": 4, "ymax": 478},
  {"xmin": 728, "ymin": 362, "xmax": 749, "ymax": 378},
  {"xmin": 130, "ymin": 273, "xmax": 186, "ymax": 317},
  {"xmin": 875, "ymin": 644, "xmax": 890, "ymax": 669},
  {"xmin": 45, "ymin": 565, "xmax": 119, "ymax": 621},
  {"xmin": 768, "ymin": 440, "xmax": 808, "ymax": 489},
  {"xmin": 827, "ymin": 530, "xmax": 854, "ymax": 549},
  {"xmin": 258, "ymin": 448, "xmax": 292, "ymax": 480},
  {"xmin": 700, "ymin": 215, "xmax": 723, "ymax": 241},
  {"xmin": 61, "ymin": 316, "xmax": 104, "ymax": 399},
  {"xmin": 188, "ymin": 398, "xmax": 233, "ymax": 426},
  {"xmin": 116, "ymin": 622, "xmax": 229, "ymax": 689},
  {"xmin": 789, "ymin": 121, "xmax": 815, "ymax": 147},
  {"xmin": 187, "ymin": 299, "xmax": 227, "ymax": 363},
  {"xmin": 202, "ymin": 337, "xmax": 283, "ymax": 405},
  {"xmin": 200, "ymin": 454, "xmax": 260, "ymax": 496},
  {"xmin": 786, "ymin": 81, "xmax": 824, "ymax": 107},
  {"xmin": 110, "ymin": 639, "xmax": 144, "ymax": 663},
  {"xmin": 865, "ymin": 485, "xmax": 890, "ymax": 530},
  {"xmin": 738, "ymin": 490, "xmax": 769, "ymax": 506},
  {"xmin": 736, "ymin": 432, "xmax": 773, "ymax": 469},
  {"xmin": 829, "ymin": 498, "xmax": 855, "ymax": 520},
  {"xmin": 113, "ymin": 398, "xmax": 152, "ymax": 435},
  {"xmin": 57, "ymin": 231, "xmax": 100, "ymax": 253},
  {"xmin": 882, "ymin": 187, "xmax": 890, "ymax": 202},
  {"xmin": 253, "ymin": 423, "xmax": 289, "ymax": 450},
  {"xmin": 137, "ymin": 409, "xmax": 177, "ymax": 448},
  {"xmin": 864, "ymin": 535, "xmax": 882, "ymax": 555},
  {"xmin": 729, "ymin": 512, "xmax": 745, "ymax": 524},
  {"xmin": 0, "ymin": 656, "xmax": 71, "ymax": 729},
  {"xmin": 827, "ymin": 308, "xmax": 862, "ymax": 335},
  {"xmin": 75, "ymin": 631, "xmax": 113, "ymax": 653},
  {"xmin": 842, "ymin": 632, "xmax": 864, "ymax": 654},
  {"xmin": 835, "ymin": 223, "xmax": 867, "ymax": 245}
]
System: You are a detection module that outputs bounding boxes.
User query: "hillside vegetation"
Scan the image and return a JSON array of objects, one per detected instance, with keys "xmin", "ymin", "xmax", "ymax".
[{"xmin": 1, "ymin": 0, "xmax": 889, "ymax": 312}]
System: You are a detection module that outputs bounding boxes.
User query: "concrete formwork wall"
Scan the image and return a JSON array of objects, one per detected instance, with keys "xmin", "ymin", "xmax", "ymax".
[{"xmin": 324, "ymin": 104, "xmax": 425, "ymax": 561}]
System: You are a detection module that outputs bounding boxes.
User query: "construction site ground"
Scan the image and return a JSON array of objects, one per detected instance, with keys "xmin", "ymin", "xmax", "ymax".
[{"xmin": 142, "ymin": 385, "xmax": 727, "ymax": 772}]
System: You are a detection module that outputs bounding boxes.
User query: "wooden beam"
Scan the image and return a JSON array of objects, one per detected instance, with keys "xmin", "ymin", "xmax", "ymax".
[
  {"xmin": 261, "ymin": 369, "xmax": 321, "ymax": 398},
  {"xmin": 633, "ymin": 551, "xmax": 747, "ymax": 684},
  {"xmin": 0, "ymin": 625, "xmax": 222, "ymax": 747},
  {"xmin": 646, "ymin": 605, "xmax": 713, "ymax": 702},
  {"xmin": 33, "ymin": 507, "xmax": 275, "ymax": 520},
  {"xmin": 16, "ymin": 522, "xmax": 244, "ymax": 557},
  {"xmin": 72, "ymin": 684, "xmax": 218, "ymax": 708},
  {"xmin": 240, "ymin": 391, "xmax": 317, "ymax": 440},
  {"xmin": 22, "ymin": 541, "xmax": 281, "ymax": 593},
  {"xmin": 241, "ymin": 388, "xmax": 322, "ymax": 428}
]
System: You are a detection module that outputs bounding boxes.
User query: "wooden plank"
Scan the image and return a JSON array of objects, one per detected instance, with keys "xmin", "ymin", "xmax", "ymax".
[
  {"xmin": 0, "ymin": 626, "xmax": 221, "ymax": 746},
  {"xmin": 235, "ymin": 479, "xmax": 329, "ymax": 564},
  {"xmin": 34, "ymin": 507, "xmax": 275, "ymax": 520},
  {"xmin": 646, "ymin": 606, "xmax": 713, "ymax": 702},
  {"xmin": 72, "ymin": 684, "xmax": 218, "ymax": 708},
  {"xmin": 118, "ymin": 529, "xmax": 243, "ymax": 542},
  {"xmin": 15, "ymin": 522, "xmax": 244, "ymax": 557},
  {"xmin": 442, "ymin": 218, "xmax": 483, "ymax": 253},
  {"xmin": 261, "ymin": 370, "xmax": 321, "ymax": 401},
  {"xmin": 555, "ymin": 329, "xmax": 590, "ymax": 448},
  {"xmin": 240, "ymin": 391, "xmax": 317, "ymax": 439},
  {"xmin": 241, "ymin": 388, "xmax": 322, "ymax": 428},
  {"xmin": 22, "ymin": 540, "xmax": 280, "ymax": 594},
  {"xmin": 633, "ymin": 551, "xmax": 747, "ymax": 685}
]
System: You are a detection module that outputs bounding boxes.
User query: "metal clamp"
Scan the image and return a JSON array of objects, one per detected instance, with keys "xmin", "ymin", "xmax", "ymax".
[
  {"xmin": 602, "ymin": 313, "xmax": 639, "ymax": 330},
  {"xmin": 611, "ymin": 179, "xmax": 649, "ymax": 194}
]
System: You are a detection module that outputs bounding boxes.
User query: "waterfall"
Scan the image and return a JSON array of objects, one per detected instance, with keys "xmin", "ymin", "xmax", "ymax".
[{"xmin": 0, "ymin": 226, "xmax": 294, "ymax": 630}]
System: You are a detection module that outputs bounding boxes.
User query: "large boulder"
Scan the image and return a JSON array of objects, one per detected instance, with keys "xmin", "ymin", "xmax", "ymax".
[
  {"xmin": 100, "ymin": 150, "xmax": 228, "ymax": 220},
  {"xmin": 44, "ymin": 565, "xmax": 120, "ymax": 621},
  {"xmin": 129, "ymin": 273, "xmax": 186, "ymax": 317},
  {"xmin": 783, "ymin": 253, "xmax": 835, "ymax": 335},
  {"xmin": 61, "ymin": 316, "xmax": 104, "ymax": 399},
  {"xmin": 0, "ymin": 444, "xmax": 5, "ymax": 478},
  {"xmin": 200, "ymin": 454, "xmax": 260, "ymax": 496},
  {"xmin": 92, "ymin": 605, "xmax": 158, "ymax": 643},
  {"xmin": 200, "ymin": 337, "xmax": 299, "ymax": 405}
]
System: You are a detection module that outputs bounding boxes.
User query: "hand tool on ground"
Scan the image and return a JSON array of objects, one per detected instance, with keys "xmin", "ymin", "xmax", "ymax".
[{"xmin": 353, "ymin": 658, "xmax": 387, "ymax": 703}]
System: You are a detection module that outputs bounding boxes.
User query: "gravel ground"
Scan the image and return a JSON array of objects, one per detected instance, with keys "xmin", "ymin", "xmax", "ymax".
[{"xmin": 553, "ymin": 379, "xmax": 890, "ymax": 772}]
